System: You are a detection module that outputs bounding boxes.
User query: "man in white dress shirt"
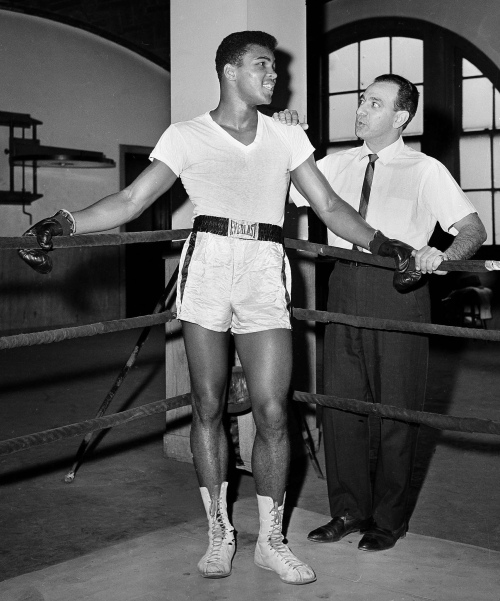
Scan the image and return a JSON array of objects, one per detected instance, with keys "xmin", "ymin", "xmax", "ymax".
[{"xmin": 296, "ymin": 74, "xmax": 486, "ymax": 552}]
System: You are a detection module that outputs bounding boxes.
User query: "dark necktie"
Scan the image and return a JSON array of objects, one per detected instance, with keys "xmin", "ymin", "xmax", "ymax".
[{"xmin": 353, "ymin": 153, "xmax": 378, "ymax": 250}]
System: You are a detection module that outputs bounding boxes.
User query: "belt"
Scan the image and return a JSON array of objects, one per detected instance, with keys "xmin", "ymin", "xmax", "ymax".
[
  {"xmin": 337, "ymin": 258, "xmax": 372, "ymax": 268},
  {"xmin": 192, "ymin": 215, "xmax": 283, "ymax": 243}
]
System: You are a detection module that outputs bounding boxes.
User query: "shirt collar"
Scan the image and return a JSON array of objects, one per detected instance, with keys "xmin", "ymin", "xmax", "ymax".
[{"xmin": 359, "ymin": 136, "xmax": 404, "ymax": 165}]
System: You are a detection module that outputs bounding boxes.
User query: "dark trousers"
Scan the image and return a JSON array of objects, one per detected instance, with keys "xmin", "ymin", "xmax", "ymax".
[{"xmin": 322, "ymin": 261, "xmax": 430, "ymax": 531}]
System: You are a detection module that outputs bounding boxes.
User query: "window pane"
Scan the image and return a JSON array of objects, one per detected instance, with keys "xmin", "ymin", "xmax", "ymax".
[
  {"xmin": 495, "ymin": 89, "xmax": 500, "ymax": 130},
  {"xmin": 495, "ymin": 192, "xmax": 500, "ymax": 244},
  {"xmin": 329, "ymin": 93, "xmax": 358, "ymax": 141},
  {"xmin": 326, "ymin": 144, "xmax": 357, "ymax": 155},
  {"xmin": 329, "ymin": 44, "xmax": 358, "ymax": 93},
  {"xmin": 392, "ymin": 38, "xmax": 423, "ymax": 83},
  {"xmin": 463, "ymin": 78, "xmax": 493, "ymax": 131},
  {"xmin": 360, "ymin": 38, "xmax": 390, "ymax": 89},
  {"xmin": 467, "ymin": 192, "xmax": 493, "ymax": 244},
  {"xmin": 493, "ymin": 135, "xmax": 500, "ymax": 188},
  {"xmin": 404, "ymin": 85, "xmax": 424, "ymax": 136},
  {"xmin": 463, "ymin": 58, "xmax": 482, "ymax": 78},
  {"xmin": 460, "ymin": 135, "xmax": 491, "ymax": 188}
]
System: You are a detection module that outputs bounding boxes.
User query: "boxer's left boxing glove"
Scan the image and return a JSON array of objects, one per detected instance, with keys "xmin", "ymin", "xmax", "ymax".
[
  {"xmin": 18, "ymin": 209, "xmax": 75, "ymax": 274},
  {"xmin": 369, "ymin": 230, "xmax": 422, "ymax": 292}
]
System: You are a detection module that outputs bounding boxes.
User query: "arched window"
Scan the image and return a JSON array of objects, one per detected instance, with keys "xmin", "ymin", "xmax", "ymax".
[
  {"xmin": 318, "ymin": 18, "xmax": 500, "ymax": 249},
  {"xmin": 328, "ymin": 37, "xmax": 423, "ymax": 151}
]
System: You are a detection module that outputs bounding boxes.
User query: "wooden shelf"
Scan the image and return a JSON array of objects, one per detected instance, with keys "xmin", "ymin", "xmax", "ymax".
[{"xmin": 0, "ymin": 191, "xmax": 43, "ymax": 205}]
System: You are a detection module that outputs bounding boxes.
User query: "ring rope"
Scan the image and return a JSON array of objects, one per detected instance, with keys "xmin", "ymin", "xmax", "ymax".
[
  {"xmin": 3, "ymin": 305, "xmax": 493, "ymax": 354},
  {"xmin": 0, "ymin": 393, "xmax": 192, "ymax": 456},
  {"xmin": 292, "ymin": 308, "xmax": 500, "ymax": 341},
  {"xmin": 0, "ymin": 229, "xmax": 192, "ymax": 249},
  {"xmin": 0, "ymin": 311, "xmax": 176, "ymax": 350},
  {"xmin": 1, "ymin": 388, "xmax": 499, "ymax": 457},
  {"xmin": 64, "ymin": 266, "xmax": 179, "ymax": 483},
  {"xmin": 1, "ymin": 228, "xmax": 499, "ymax": 458},
  {"xmin": 285, "ymin": 238, "xmax": 491, "ymax": 272},
  {"xmin": 0, "ymin": 229, "xmax": 497, "ymax": 273},
  {"xmin": 293, "ymin": 392, "xmax": 500, "ymax": 436}
]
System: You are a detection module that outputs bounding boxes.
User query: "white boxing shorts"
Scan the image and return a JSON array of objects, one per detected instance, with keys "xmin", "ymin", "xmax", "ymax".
[{"xmin": 176, "ymin": 221, "xmax": 292, "ymax": 334}]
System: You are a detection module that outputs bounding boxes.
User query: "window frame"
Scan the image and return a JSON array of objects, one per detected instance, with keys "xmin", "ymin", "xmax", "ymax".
[
  {"xmin": 318, "ymin": 18, "xmax": 499, "ymax": 164},
  {"xmin": 325, "ymin": 37, "xmax": 424, "ymax": 151},
  {"xmin": 312, "ymin": 17, "xmax": 500, "ymax": 250}
]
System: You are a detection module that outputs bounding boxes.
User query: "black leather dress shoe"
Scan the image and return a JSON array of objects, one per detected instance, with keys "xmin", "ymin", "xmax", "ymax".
[
  {"xmin": 358, "ymin": 524, "xmax": 407, "ymax": 552},
  {"xmin": 307, "ymin": 515, "xmax": 372, "ymax": 543}
]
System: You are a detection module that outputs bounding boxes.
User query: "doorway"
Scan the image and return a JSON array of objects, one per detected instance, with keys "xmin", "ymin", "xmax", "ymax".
[{"xmin": 120, "ymin": 145, "xmax": 171, "ymax": 318}]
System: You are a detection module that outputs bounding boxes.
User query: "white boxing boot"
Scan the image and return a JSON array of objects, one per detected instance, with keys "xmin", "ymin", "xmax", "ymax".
[
  {"xmin": 254, "ymin": 493, "xmax": 316, "ymax": 585},
  {"xmin": 198, "ymin": 482, "xmax": 236, "ymax": 578}
]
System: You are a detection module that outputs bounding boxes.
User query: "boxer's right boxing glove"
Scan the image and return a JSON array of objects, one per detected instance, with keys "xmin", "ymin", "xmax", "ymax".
[{"xmin": 18, "ymin": 209, "xmax": 75, "ymax": 274}]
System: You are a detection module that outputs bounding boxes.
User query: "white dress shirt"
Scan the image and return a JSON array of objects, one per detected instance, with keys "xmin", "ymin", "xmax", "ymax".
[{"xmin": 291, "ymin": 136, "xmax": 477, "ymax": 250}]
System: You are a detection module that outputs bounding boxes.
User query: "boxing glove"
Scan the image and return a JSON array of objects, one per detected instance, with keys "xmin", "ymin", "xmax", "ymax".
[
  {"xmin": 369, "ymin": 230, "xmax": 422, "ymax": 292},
  {"xmin": 18, "ymin": 210, "xmax": 75, "ymax": 274}
]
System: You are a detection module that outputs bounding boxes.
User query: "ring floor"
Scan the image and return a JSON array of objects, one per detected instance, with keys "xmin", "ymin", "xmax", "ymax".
[
  {"xmin": 1, "ymin": 497, "xmax": 498, "ymax": 601},
  {"xmin": 0, "ymin": 326, "xmax": 499, "ymax": 599}
]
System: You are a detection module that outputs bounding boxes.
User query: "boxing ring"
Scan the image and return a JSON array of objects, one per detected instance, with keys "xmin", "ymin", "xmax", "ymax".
[
  {"xmin": 1, "ymin": 229, "xmax": 499, "ymax": 601},
  {"xmin": 0, "ymin": 228, "xmax": 499, "ymax": 462}
]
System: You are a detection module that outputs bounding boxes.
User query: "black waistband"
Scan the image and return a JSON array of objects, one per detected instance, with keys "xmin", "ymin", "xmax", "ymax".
[{"xmin": 192, "ymin": 215, "xmax": 283, "ymax": 243}]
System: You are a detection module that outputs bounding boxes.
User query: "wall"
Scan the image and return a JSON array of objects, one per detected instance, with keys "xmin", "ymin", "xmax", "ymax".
[
  {"xmin": 324, "ymin": 0, "xmax": 500, "ymax": 67},
  {"xmin": 0, "ymin": 11, "xmax": 170, "ymax": 332}
]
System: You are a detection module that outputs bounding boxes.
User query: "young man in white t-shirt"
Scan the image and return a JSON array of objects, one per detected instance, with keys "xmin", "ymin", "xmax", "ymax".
[{"xmin": 19, "ymin": 31, "xmax": 417, "ymax": 585}]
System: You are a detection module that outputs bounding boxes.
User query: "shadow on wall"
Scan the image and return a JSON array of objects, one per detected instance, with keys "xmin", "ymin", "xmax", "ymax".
[
  {"xmin": 258, "ymin": 49, "xmax": 293, "ymax": 117},
  {"xmin": 0, "ymin": 247, "xmax": 122, "ymax": 334}
]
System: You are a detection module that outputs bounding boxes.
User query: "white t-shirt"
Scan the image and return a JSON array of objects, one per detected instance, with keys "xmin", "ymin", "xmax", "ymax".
[
  {"xmin": 291, "ymin": 137, "xmax": 477, "ymax": 250},
  {"xmin": 150, "ymin": 111, "xmax": 314, "ymax": 226}
]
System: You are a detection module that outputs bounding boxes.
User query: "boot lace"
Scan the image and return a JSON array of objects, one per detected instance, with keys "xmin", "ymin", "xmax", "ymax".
[
  {"xmin": 267, "ymin": 505, "xmax": 305, "ymax": 569},
  {"xmin": 206, "ymin": 499, "xmax": 232, "ymax": 564}
]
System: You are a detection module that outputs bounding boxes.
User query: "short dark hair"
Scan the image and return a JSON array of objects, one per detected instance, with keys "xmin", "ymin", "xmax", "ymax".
[
  {"xmin": 373, "ymin": 74, "xmax": 419, "ymax": 130},
  {"xmin": 215, "ymin": 31, "xmax": 278, "ymax": 81}
]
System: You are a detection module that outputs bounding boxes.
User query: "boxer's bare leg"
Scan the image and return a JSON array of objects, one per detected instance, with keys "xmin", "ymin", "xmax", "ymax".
[
  {"xmin": 182, "ymin": 321, "xmax": 235, "ymax": 578},
  {"xmin": 234, "ymin": 328, "xmax": 292, "ymax": 502},
  {"xmin": 235, "ymin": 328, "xmax": 316, "ymax": 584},
  {"xmin": 182, "ymin": 321, "xmax": 231, "ymax": 489}
]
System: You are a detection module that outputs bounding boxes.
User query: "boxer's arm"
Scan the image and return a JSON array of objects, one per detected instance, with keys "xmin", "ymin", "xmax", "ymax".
[
  {"xmin": 291, "ymin": 155, "xmax": 421, "ymax": 291},
  {"xmin": 291, "ymin": 154, "xmax": 376, "ymax": 249},
  {"xmin": 73, "ymin": 159, "xmax": 178, "ymax": 234},
  {"xmin": 19, "ymin": 159, "xmax": 178, "ymax": 274}
]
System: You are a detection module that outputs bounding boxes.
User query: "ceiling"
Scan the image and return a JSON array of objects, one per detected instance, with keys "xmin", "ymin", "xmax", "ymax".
[{"xmin": 0, "ymin": 0, "xmax": 170, "ymax": 70}]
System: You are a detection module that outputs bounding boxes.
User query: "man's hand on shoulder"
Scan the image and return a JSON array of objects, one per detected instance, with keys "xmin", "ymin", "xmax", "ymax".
[
  {"xmin": 413, "ymin": 245, "xmax": 447, "ymax": 275},
  {"xmin": 272, "ymin": 109, "xmax": 308, "ymax": 130}
]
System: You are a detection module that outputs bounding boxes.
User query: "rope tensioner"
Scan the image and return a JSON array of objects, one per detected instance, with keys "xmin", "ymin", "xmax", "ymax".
[{"xmin": 64, "ymin": 267, "xmax": 179, "ymax": 483}]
